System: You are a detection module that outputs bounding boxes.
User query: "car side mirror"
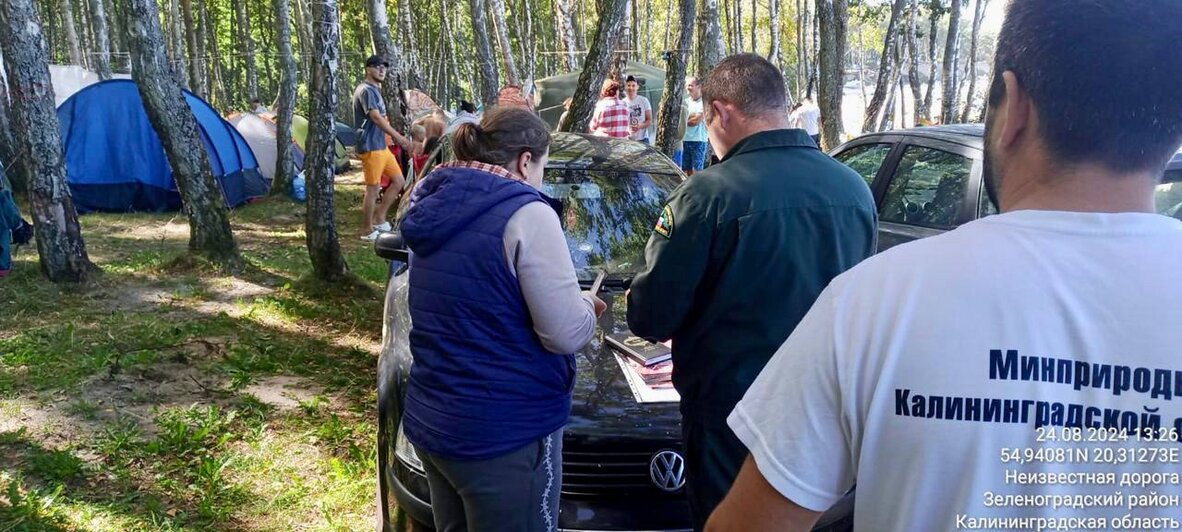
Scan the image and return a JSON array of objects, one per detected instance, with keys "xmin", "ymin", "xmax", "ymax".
[{"xmin": 374, "ymin": 231, "xmax": 409, "ymax": 262}]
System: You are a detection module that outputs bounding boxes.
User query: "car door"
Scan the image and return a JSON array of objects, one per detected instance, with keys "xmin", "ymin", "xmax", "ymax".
[{"xmin": 876, "ymin": 140, "xmax": 981, "ymax": 251}]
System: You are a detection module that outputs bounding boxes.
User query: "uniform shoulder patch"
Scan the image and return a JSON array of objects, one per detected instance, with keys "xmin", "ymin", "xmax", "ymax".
[{"xmin": 654, "ymin": 204, "xmax": 674, "ymax": 238}]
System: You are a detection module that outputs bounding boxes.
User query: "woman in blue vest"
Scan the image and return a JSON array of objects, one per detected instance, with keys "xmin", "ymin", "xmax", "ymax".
[{"xmin": 400, "ymin": 106, "xmax": 606, "ymax": 531}]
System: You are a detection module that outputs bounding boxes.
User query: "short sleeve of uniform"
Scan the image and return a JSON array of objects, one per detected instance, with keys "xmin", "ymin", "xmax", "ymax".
[
  {"xmin": 727, "ymin": 287, "xmax": 856, "ymax": 512},
  {"xmin": 366, "ymin": 86, "xmax": 384, "ymax": 113}
]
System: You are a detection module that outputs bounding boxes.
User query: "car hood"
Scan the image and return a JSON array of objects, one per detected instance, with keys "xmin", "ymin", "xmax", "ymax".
[{"xmin": 379, "ymin": 271, "xmax": 681, "ymax": 443}]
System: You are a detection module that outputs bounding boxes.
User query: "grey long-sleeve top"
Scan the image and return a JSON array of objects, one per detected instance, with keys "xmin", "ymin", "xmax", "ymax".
[{"xmin": 502, "ymin": 201, "xmax": 598, "ymax": 354}]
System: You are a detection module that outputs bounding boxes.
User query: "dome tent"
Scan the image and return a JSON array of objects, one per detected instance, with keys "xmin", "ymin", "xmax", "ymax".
[
  {"xmin": 535, "ymin": 62, "xmax": 666, "ymax": 129},
  {"xmin": 291, "ymin": 114, "xmax": 351, "ymax": 172},
  {"xmin": 57, "ymin": 80, "xmax": 267, "ymax": 212},
  {"xmin": 228, "ymin": 113, "xmax": 306, "ymax": 180}
]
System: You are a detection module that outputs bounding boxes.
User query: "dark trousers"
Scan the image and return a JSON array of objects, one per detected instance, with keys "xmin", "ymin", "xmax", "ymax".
[
  {"xmin": 420, "ymin": 429, "xmax": 563, "ymax": 532},
  {"xmin": 681, "ymin": 416, "xmax": 748, "ymax": 532}
]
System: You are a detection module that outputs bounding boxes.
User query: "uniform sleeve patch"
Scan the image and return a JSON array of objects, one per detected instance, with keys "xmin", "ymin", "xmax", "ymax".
[{"xmin": 654, "ymin": 204, "xmax": 674, "ymax": 238}]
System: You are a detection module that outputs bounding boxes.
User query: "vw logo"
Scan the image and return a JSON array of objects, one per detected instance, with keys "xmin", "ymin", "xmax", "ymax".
[{"xmin": 649, "ymin": 450, "xmax": 686, "ymax": 492}]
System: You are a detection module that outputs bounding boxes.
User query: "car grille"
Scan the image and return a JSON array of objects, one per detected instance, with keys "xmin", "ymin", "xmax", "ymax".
[{"xmin": 562, "ymin": 442, "xmax": 684, "ymax": 500}]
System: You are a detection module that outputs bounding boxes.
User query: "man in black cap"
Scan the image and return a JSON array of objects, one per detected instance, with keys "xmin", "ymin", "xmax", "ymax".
[{"xmin": 353, "ymin": 55, "xmax": 412, "ymax": 241}]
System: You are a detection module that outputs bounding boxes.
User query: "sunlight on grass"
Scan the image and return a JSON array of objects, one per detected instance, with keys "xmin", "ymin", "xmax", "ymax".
[{"xmin": 1, "ymin": 185, "xmax": 387, "ymax": 530}]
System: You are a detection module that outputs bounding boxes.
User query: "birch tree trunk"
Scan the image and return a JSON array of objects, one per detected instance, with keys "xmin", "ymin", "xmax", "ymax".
[
  {"xmin": 59, "ymin": 0, "xmax": 86, "ymax": 66},
  {"xmin": 558, "ymin": 0, "xmax": 628, "ymax": 133},
  {"xmin": 306, "ymin": 0, "xmax": 349, "ymax": 281},
  {"xmin": 122, "ymin": 0, "xmax": 242, "ymax": 267},
  {"xmin": 959, "ymin": 0, "xmax": 986, "ymax": 123},
  {"xmin": 204, "ymin": 1, "xmax": 230, "ymax": 109},
  {"xmin": 523, "ymin": 0, "xmax": 535, "ymax": 81},
  {"xmin": 292, "ymin": 0, "xmax": 314, "ymax": 105},
  {"xmin": 87, "ymin": 0, "xmax": 113, "ymax": 78},
  {"xmin": 939, "ymin": 0, "xmax": 961, "ymax": 123},
  {"xmin": 815, "ymin": 0, "xmax": 847, "ymax": 149},
  {"xmin": 906, "ymin": 0, "xmax": 921, "ymax": 123},
  {"xmin": 271, "ymin": 0, "xmax": 297, "ymax": 196},
  {"xmin": 234, "ymin": 0, "xmax": 259, "ymax": 101},
  {"xmin": 610, "ymin": 0, "xmax": 632, "ymax": 81},
  {"xmin": 862, "ymin": 0, "xmax": 907, "ymax": 132},
  {"xmin": 920, "ymin": 3, "xmax": 940, "ymax": 121},
  {"xmin": 0, "ymin": 0, "xmax": 95, "ymax": 282},
  {"xmin": 181, "ymin": 0, "xmax": 205, "ymax": 97},
  {"xmin": 169, "ymin": 0, "xmax": 189, "ymax": 88},
  {"xmin": 489, "ymin": 0, "xmax": 520, "ymax": 86},
  {"xmin": 697, "ymin": 0, "xmax": 726, "ymax": 78},
  {"xmin": 0, "ymin": 47, "xmax": 24, "ymax": 194},
  {"xmin": 655, "ymin": 0, "xmax": 695, "ymax": 157},
  {"xmin": 768, "ymin": 0, "xmax": 781, "ymax": 67},
  {"xmin": 735, "ymin": 0, "xmax": 744, "ymax": 52},
  {"xmin": 469, "ymin": 0, "xmax": 501, "ymax": 107},
  {"xmin": 367, "ymin": 0, "xmax": 410, "ymax": 132}
]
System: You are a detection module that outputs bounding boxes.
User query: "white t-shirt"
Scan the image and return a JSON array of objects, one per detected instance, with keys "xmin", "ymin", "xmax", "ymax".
[
  {"xmin": 624, "ymin": 94, "xmax": 653, "ymax": 142},
  {"xmin": 683, "ymin": 97, "xmax": 707, "ymax": 143},
  {"xmin": 729, "ymin": 210, "xmax": 1182, "ymax": 532},
  {"xmin": 790, "ymin": 102, "xmax": 821, "ymax": 135}
]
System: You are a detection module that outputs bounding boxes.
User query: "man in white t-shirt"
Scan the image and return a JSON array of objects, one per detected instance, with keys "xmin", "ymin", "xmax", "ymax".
[
  {"xmin": 788, "ymin": 97, "xmax": 820, "ymax": 147},
  {"xmin": 707, "ymin": 2, "xmax": 1182, "ymax": 531},
  {"xmin": 623, "ymin": 75, "xmax": 653, "ymax": 144}
]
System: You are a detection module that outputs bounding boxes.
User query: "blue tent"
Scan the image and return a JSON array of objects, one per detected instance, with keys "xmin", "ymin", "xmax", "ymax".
[{"xmin": 57, "ymin": 79, "xmax": 267, "ymax": 212}]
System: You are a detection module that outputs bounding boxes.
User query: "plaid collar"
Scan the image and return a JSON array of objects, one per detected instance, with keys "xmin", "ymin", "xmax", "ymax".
[{"xmin": 439, "ymin": 160, "xmax": 522, "ymax": 182}]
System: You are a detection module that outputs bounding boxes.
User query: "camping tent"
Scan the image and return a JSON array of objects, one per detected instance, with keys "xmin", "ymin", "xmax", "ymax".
[
  {"xmin": 405, "ymin": 89, "xmax": 442, "ymax": 120},
  {"xmin": 291, "ymin": 114, "xmax": 350, "ymax": 171},
  {"xmin": 228, "ymin": 113, "xmax": 306, "ymax": 180},
  {"xmin": 58, "ymin": 79, "xmax": 267, "ymax": 212},
  {"xmin": 535, "ymin": 62, "xmax": 666, "ymax": 129}
]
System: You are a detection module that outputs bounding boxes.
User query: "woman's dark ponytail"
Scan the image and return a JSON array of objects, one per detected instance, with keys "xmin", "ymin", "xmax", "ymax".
[{"xmin": 452, "ymin": 107, "xmax": 551, "ymax": 168}]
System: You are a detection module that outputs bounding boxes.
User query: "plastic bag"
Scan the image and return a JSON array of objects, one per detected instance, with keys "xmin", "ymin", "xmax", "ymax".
[{"xmin": 292, "ymin": 171, "xmax": 307, "ymax": 202}]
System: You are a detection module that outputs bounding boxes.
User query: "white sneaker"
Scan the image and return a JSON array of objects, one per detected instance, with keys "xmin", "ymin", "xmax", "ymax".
[
  {"xmin": 360, "ymin": 229, "xmax": 380, "ymax": 241},
  {"xmin": 373, "ymin": 221, "xmax": 392, "ymax": 232}
]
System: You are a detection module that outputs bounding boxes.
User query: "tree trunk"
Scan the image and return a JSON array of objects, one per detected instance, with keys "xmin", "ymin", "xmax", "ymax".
[
  {"xmin": 655, "ymin": 0, "xmax": 694, "ymax": 157},
  {"xmin": 815, "ymin": 0, "xmax": 846, "ymax": 149},
  {"xmin": 87, "ymin": 0, "xmax": 113, "ymax": 78},
  {"xmin": 489, "ymin": 0, "xmax": 520, "ymax": 86},
  {"xmin": 204, "ymin": 0, "xmax": 230, "ymax": 109},
  {"xmin": 0, "ymin": 49, "xmax": 28, "ymax": 195},
  {"xmin": 399, "ymin": 0, "xmax": 425, "ymax": 89},
  {"xmin": 862, "ymin": 0, "xmax": 907, "ymax": 133},
  {"xmin": 920, "ymin": 3, "xmax": 940, "ymax": 122},
  {"xmin": 181, "ymin": 0, "xmax": 204, "ymax": 97},
  {"xmin": 555, "ymin": 0, "xmax": 578, "ymax": 71},
  {"xmin": 794, "ymin": 0, "xmax": 804, "ymax": 95},
  {"xmin": 234, "ymin": 0, "xmax": 259, "ymax": 101},
  {"xmin": 292, "ymin": 0, "xmax": 314, "ymax": 108},
  {"xmin": 609, "ymin": 0, "xmax": 632, "ymax": 80},
  {"xmin": 808, "ymin": 0, "xmax": 819, "ymax": 98},
  {"xmin": 959, "ymin": 0, "xmax": 986, "ymax": 123},
  {"xmin": 735, "ymin": 0, "xmax": 744, "ymax": 52},
  {"xmin": 696, "ymin": 0, "xmax": 726, "ymax": 78},
  {"xmin": 122, "ymin": 0, "xmax": 243, "ymax": 267},
  {"xmin": 305, "ymin": 0, "xmax": 349, "ymax": 281},
  {"xmin": 469, "ymin": 0, "xmax": 501, "ymax": 107},
  {"xmin": 0, "ymin": 0, "xmax": 95, "ymax": 281},
  {"xmin": 59, "ymin": 0, "xmax": 86, "ymax": 66},
  {"xmin": 168, "ymin": 0, "xmax": 188, "ymax": 88},
  {"xmin": 367, "ymin": 0, "xmax": 410, "ymax": 133},
  {"xmin": 270, "ymin": 0, "xmax": 297, "ymax": 196},
  {"xmin": 768, "ymin": 0, "xmax": 781, "ymax": 67},
  {"xmin": 905, "ymin": 0, "xmax": 921, "ymax": 124},
  {"xmin": 522, "ymin": 0, "xmax": 535, "ymax": 81},
  {"xmin": 939, "ymin": 0, "xmax": 961, "ymax": 123},
  {"xmin": 879, "ymin": 38, "xmax": 902, "ymax": 131},
  {"xmin": 557, "ymin": 0, "xmax": 628, "ymax": 133}
]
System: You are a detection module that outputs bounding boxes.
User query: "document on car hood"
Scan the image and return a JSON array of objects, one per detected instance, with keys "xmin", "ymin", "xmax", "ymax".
[{"xmin": 613, "ymin": 351, "xmax": 680, "ymax": 404}]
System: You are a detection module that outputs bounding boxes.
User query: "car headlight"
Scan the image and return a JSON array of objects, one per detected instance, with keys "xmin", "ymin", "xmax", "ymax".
[{"xmin": 395, "ymin": 421, "xmax": 424, "ymax": 473}]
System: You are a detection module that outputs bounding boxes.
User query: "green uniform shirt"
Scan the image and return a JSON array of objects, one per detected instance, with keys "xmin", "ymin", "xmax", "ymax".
[{"xmin": 627, "ymin": 128, "xmax": 877, "ymax": 423}]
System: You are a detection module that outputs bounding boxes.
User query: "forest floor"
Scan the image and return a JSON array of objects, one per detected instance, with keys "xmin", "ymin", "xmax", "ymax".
[{"xmin": 0, "ymin": 169, "xmax": 391, "ymax": 531}]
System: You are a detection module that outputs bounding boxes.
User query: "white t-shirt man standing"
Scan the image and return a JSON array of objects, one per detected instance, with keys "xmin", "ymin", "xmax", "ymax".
[
  {"xmin": 623, "ymin": 75, "xmax": 653, "ymax": 143},
  {"xmin": 706, "ymin": 2, "xmax": 1182, "ymax": 531}
]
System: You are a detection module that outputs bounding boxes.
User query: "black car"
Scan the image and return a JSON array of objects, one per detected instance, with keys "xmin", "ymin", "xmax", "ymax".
[
  {"xmin": 830, "ymin": 124, "xmax": 1182, "ymax": 250},
  {"xmin": 375, "ymin": 134, "xmax": 854, "ymax": 531}
]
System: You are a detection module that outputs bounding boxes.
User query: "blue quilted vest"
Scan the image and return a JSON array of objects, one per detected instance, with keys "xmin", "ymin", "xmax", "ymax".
[{"xmin": 399, "ymin": 165, "xmax": 575, "ymax": 460}]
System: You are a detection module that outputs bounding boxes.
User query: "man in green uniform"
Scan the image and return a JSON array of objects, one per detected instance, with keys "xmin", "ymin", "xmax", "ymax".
[{"xmin": 626, "ymin": 54, "xmax": 877, "ymax": 530}]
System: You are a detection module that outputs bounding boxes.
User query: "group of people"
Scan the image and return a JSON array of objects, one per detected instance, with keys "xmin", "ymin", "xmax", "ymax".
[{"xmin": 389, "ymin": 2, "xmax": 1182, "ymax": 529}]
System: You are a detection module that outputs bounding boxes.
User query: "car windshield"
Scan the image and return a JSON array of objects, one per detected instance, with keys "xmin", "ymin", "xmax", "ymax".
[
  {"xmin": 1155, "ymin": 170, "xmax": 1182, "ymax": 218},
  {"xmin": 542, "ymin": 168, "xmax": 681, "ymax": 283}
]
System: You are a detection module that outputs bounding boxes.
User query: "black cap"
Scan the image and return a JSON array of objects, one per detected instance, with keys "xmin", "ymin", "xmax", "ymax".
[
  {"xmin": 625, "ymin": 75, "xmax": 637, "ymax": 83},
  {"xmin": 365, "ymin": 55, "xmax": 389, "ymax": 68},
  {"xmin": 459, "ymin": 100, "xmax": 477, "ymax": 113}
]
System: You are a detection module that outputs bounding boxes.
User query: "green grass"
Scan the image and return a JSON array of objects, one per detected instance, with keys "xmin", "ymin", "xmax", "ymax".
[{"xmin": 0, "ymin": 180, "xmax": 386, "ymax": 530}]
